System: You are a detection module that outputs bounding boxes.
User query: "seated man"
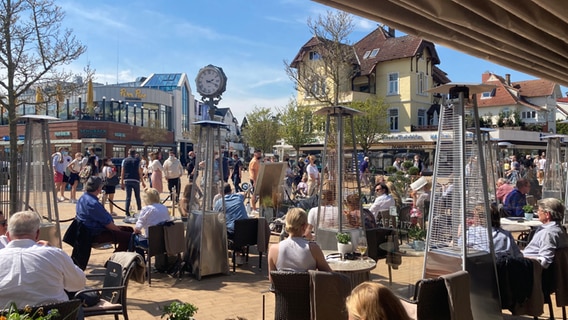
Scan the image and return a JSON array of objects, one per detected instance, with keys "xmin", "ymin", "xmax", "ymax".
[
  {"xmin": 502, "ymin": 178, "xmax": 530, "ymax": 217},
  {"xmin": 496, "ymin": 178, "xmax": 514, "ymax": 204},
  {"xmin": 0, "ymin": 211, "xmax": 7, "ymax": 249},
  {"xmin": 76, "ymin": 176, "xmax": 133, "ymax": 252},
  {"xmin": 368, "ymin": 183, "xmax": 396, "ymax": 222},
  {"xmin": 213, "ymin": 183, "xmax": 249, "ymax": 240},
  {"xmin": 0, "ymin": 211, "xmax": 86, "ymax": 306},
  {"xmin": 523, "ymin": 198, "xmax": 568, "ymax": 268}
]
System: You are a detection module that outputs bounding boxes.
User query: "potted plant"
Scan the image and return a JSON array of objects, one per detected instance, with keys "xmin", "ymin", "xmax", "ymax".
[
  {"xmin": 408, "ymin": 226, "xmax": 426, "ymax": 251},
  {"xmin": 523, "ymin": 204, "xmax": 534, "ymax": 220},
  {"xmin": 336, "ymin": 232, "xmax": 352, "ymax": 258},
  {"xmin": 162, "ymin": 301, "xmax": 198, "ymax": 320}
]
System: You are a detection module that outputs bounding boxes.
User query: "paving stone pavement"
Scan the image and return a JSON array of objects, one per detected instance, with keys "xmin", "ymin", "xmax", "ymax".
[{"xmin": 53, "ymin": 173, "xmax": 560, "ymax": 319}]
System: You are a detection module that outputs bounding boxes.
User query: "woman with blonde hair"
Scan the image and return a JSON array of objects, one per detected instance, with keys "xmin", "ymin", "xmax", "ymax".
[
  {"xmin": 133, "ymin": 188, "xmax": 171, "ymax": 249},
  {"xmin": 268, "ymin": 208, "xmax": 331, "ymax": 281},
  {"xmin": 306, "ymin": 155, "xmax": 320, "ymax": 196},
  {"xmin": 346, "ymin": 282, "xmax": 411, "ymax": 320},
  {"xmin": 148, "ymin": 152, "xmax": 164, "ymax": 193}
]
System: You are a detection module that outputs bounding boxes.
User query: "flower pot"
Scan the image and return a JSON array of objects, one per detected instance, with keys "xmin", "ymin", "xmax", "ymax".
[
  {"xmin": 413, "ymin": 240, "xmax": 425, "ymax": 251},
  {"xmin": 337, "ymin": 242, "xmax": 352, "ymax": 256}
]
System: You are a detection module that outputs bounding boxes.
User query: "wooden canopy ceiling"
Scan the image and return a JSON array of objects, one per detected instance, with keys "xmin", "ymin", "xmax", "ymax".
[{"xmin": 312, "ymin": 0, "xmax": 568, "ymax": 87}]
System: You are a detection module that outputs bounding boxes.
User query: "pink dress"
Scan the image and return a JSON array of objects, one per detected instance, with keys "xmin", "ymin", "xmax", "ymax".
[{"xmin": 150, "ymin": 160, "xmax": 163, "ymax": 193}]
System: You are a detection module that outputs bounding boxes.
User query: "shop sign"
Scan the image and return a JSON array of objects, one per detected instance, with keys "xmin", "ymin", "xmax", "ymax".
[
  {"xmin": 383, "ymin": 134, "xmax": 423, "ymax": 141},
  {"xmin": 80, "ymin": 129, "xmax": 106, "ymax": 138},
  {"xmin": 54, "ymin": 131, "xmax": 71, "ymax": 137},
  {"xmin": 120, "ymin": 88, "xmax": 147, "ymax": 99},
  {"xmin": 114, "ymin": 132, "xmax": 126, "ymax": 138}
]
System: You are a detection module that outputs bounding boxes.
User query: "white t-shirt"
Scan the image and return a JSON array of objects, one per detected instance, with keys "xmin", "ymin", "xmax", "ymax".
[
  {"xmin": 306, "ymin": 164, "xmax": 319, "ymax": 181},
  {"xmin": 308, "ymin": 206, "xmax": 339, "ymax": 229}
]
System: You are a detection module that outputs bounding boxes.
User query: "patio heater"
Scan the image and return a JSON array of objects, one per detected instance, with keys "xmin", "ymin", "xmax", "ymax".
[
  {"xmin": 185, "ymin": 120, "xmax": 229, "ymax": 280},
  {"xmin": 19, "ymin": 115, "xmax": 62, "ymax": 247},
  {"xmin": 312, "ymin": 106, "xmax": 363, "ymax": 250},
  {"xmin": 426, "ymin": 84, "xmax": 501, "ymax": 319},
  {"xmin": 479, "ymin": 128, "xmax": 499, "ymax": 203},
  {"xmin": 541, "ymin": 135, "xmax": 567, "ymax": 201}
]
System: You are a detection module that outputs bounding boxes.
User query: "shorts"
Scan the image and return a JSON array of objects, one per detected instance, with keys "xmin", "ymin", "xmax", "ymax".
[
  {"xmin": 103, "ymin": 185, "xmax": 116, "ymax": 194},
  {"xmin": 68, "ymin": 172, "xmax": 80, "ymax": 185},
  {"xmin": 54, "ymin": 171, "xmax": 64, "ymax": 183}
]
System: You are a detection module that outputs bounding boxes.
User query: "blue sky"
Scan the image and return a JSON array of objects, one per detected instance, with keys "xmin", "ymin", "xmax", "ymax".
[{"xmin": 58, "ymin": 0, "xmax": 563, "ymax": 122}]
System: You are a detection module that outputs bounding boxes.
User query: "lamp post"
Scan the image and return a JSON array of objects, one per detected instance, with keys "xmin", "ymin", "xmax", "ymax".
[
  {"xmin": 133, "ymin": 104, "xmax": 137, "ymax": 126},
  {"xmin": 141, "ymin": 105, "xmax": 144, "ymax": 126},
  {"xmin": 110, "ymin": 98, "xmax": 114, "ymax": 121},
  {"xmin": 78, "ymin": 97, "xmax": 83, "ymax": 114},
  {"xmin": 102, "ymin": 96, "xmax": 106, "ymax": 120},
  {"xmin": 125, "ymin": 102, "xmax": 129, "ymax": 124},
  {"xmin": 66, "ymin": 99, "xmax": 70, "ymax": 120},
  {"xmin": 118, "ymin": 100, "xmax": 122, "ymax": 123}
]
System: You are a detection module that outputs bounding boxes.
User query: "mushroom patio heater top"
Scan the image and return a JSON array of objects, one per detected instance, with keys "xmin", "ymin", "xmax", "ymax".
[
  {"xmin": 426, "ymin": 84, "xmax": 501, "ymax": 319},
  {"xmin": 312, "ymin": 106, "xmax": 364, "ymax": 251},
  {"xmin": 19, "ymin": 115, "xmax": 61, "ymax": 247}
]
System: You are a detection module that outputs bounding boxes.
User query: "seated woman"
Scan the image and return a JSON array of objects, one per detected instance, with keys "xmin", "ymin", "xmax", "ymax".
[
  {"xmin": 490, "ymin": 203, "xmax": 523, "ymax": 260},
  {"xmin": 304, "ymin": 189, "xmax": 338, "ymax": 240},
  {"xmin": 346, "ymin": 281, "xmax": 411, "ymax": 320},
  {"xmin": 180, "ymin": 183, "xmax": 201, "ymax": 217},
  {"xmin": 344, "ymin": 194, "xmax": 377, "ymax": 230},
  {"xmin": 268, "ymin": 208, "xmax": 331, "ymax": 281},
  {"xmin": 133, "ymin": 188, "xmax": 172, "ymax": 250}
]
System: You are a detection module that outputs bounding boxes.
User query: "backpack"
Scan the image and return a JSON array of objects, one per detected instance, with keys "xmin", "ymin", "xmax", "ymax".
[{"xmin": 79, "ymin": 165, "xmax": 92, "ymax": 183}]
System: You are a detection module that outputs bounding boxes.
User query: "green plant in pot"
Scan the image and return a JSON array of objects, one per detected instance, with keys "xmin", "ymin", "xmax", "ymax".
[
  {"xmin": 523, "ymin": 204, "xmax": 534, "ymax": 220},
  {"xmin": 408, "ymin": 226, "xmax": 426, "ymax": 251},
  {"xmin": 162, "ymin": 301, "xmax": 198, "ymax": 320},
  {"xmin": 336, "ymin": 232, "xmax": 352, "ymax": 259}
]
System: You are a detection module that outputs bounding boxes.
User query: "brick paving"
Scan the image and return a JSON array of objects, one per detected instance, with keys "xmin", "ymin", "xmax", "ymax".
[{"xmin": 53, "ymin": 173, "xmax": 559, "ymax": 319}]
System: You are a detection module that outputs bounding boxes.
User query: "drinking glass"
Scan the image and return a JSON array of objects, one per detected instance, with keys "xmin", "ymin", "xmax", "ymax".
[{"xmin": 357, "ymin": 236, "xmax": 368, "ymax": 260}]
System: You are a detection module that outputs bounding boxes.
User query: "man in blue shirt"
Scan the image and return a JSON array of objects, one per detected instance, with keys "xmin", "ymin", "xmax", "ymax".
[
  {"xmin": 76, "ymin": 176, "xmax": 133, "ymax": 252},
  {"xmin": 502, "ymin": 178, "xmax": 530, "ymax": 217},
  {"xmin": 213, "ymin": 183, "xmax": 249, "ymax": 239}
]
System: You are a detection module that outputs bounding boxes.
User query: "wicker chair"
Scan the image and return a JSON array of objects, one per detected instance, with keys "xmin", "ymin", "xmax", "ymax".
[
  {"xmin": 270, "ymin": 271, "xmax": 310, "ymax": 320},
  {"xmin": 308, "ymin": 270, "xmax": 351, "ymax": 320}
]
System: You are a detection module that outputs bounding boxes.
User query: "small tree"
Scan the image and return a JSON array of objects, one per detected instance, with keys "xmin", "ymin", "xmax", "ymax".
[
  {"xmin": 347, "ymin": 98, "xmax": 390, "ymax": 154},
  {"xmin": 139, "ymin": 118, "xmax": 170, "ymax": 150},
  {"xmin": 241, "ymin": 107, "xmax": 280, "ymax": 154},
  {"xmin": 0, "ymin": 0, "xmax": 86, "ymax": 213},
  {"xmin": 277, "ymin": 100, "xmax": 316, "ymax": 162}
]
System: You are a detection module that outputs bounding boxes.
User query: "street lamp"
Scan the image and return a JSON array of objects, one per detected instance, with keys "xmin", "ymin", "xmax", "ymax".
[
  {"xmin": 141, "ymin": 105, "xmax": 144, "ymax": 126},
  {"xmin": 110, "ymin": 98, "xmax": 114, "ymax": 121},
  {"xmin": 118, "ymin": 100, "xmax": 122, "ymax": 123},
  {"xmin": 133, "ymin": 104, "xmax": 137, "ymax": 126},
  {"xmin": 102, "ymin": 96, "xmax": 106, "ymax": 120},
  {"xmin": 125, "ymin": 102, "xmax": 129, "ymax": 124},
  {"xmin": 66, "ymin": 98, "xmax": 70, "ymax": 120}
]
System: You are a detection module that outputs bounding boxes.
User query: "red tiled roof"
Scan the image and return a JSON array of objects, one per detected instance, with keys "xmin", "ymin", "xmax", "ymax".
[
  {"xmin": 513, "ymin": 79, "xmax": 557, "ymax": 97},
  {"xmin": 475, "ymin": 73, "xmax": 546, "ymax": 111}
]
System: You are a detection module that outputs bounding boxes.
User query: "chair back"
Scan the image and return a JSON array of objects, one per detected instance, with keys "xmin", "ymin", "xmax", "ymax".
[
  {"xmin": 440, "ymin": 270, "xmax": 473, "ymax": 320},
  {"xmin": 551, "ymin": 247, "xmax": 568, "ymax": 306},
  {"xmin": 308, "ymin": 270, "xmax": 351, "ymax": 320},
  {"xmin": 270, "ymin": 271, "xmax": 310, "ymax": 320},
  {"xmin": 366, "ymin": 227, "xmax": 397, "ymax": 261},
  {"xmin": 147, "ymin": 224, "xmax": 166, "ymax": 259},
  {"xmin": 164, "ymin": 221, "xmax": 185, "ymax": 255},
  {"xmin": 398, "ymin": 205, "xmax": 412, "ymax": 229},
  {"xmin": 101, "ymin": 260, "xmax": 123, "ymax": 303},
  {"xmin": 414, "ymin": 276, "xmax": 452, "ymax": 320},
  {"xmin": 233, "ymin": 218, "xmax": 259, "ymax": 248}
]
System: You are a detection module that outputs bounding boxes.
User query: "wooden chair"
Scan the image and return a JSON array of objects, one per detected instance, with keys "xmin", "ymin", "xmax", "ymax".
[
  {"xmin": 75, "ymin": 252, "xmax": 143, "ymax": 320},
  {"xmin": 541, "ymin": 247, "xmax": 568, "ymax": 320},
  {"xmin": 229, "ymin": 218, "xmax": 260, "ymax": 272},
  {"xmin": 366, "ymin": 227, "xmax": 400, "ymax": 285},
  {"xmin": 270, "ymin": 271, "xmax": 310, "ymax": 320},
  {"xmin": 400, "ymin": 270, "xmax": 473, "ymax": 320},
  {"xmin": 15, "ymin": 299, "xmax": 82, "ymax": 320}
]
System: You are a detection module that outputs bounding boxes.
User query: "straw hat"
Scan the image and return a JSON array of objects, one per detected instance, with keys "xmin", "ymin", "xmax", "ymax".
[{"xmin": 410, "ymin": 176, "xmax": 428, "ymax": 191}]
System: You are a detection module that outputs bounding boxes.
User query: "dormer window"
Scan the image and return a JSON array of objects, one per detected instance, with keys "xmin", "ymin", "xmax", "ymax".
[
  {"xmin": 363, "ymin": 51, "xmax": 371, "ymax": 59},
  {"xmin": 481, "ymin": 88, "xmax": 496, "ymax": 99},
  {"xmin": 309, "ymin": 51, "xmax": 320, "ymax": 60},
  {"xmin": 370, "ymin": 48, "xmax": 380, "ymax": 58}
]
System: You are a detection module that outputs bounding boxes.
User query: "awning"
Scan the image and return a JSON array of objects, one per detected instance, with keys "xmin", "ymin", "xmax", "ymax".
[{"xmin": 312, "ymin": 0, "xmax": 568, "ymax": 87}]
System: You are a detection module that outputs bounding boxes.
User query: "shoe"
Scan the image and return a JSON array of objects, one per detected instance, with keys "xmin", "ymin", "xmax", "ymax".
[
  {"xmin": 57, "ymin": 197, "xmax": 65, "ymax": 203},
  {"xmin": 111, "ymin": 212, "xmax": 118, "ymax": 217},
  {"xmin": 123, "ymin": 216, "xmax": 137, "ymax": 224}
]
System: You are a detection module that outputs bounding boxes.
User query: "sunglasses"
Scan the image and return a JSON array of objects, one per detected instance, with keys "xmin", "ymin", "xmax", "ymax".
[{"xmin": 0, "ymin": 221, "xmax": 6, "ymax": 227}]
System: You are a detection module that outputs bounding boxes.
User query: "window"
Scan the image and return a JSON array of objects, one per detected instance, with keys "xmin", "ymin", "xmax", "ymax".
[
  {"xmin": 370, "ymin": 48, "xmax": 379, "ymax": 58},
  {"xmin": 388, "ymin": 73, "xmax": 399, "ymax": 95},
  {"xmin": 521, "ymin": 111, "xmax": 536, "ymax": 119},
  {"xmin": 417, "ymin": 72, "xmax": 427, "ymax": 95},
  {"xmin": 309, "ymin": 51, "xmax": 320, "ymax": 60},
  {"xmin": 418, "ymin": 109, "xmax": 426, "ymax": 126},
  {"xmin": 305, "ymin": 78, "xmax": 326, "ymax": 98},
  {"xmin": 389, "ymin": 108, "xmax": 399, "ymax": 131},
  {"xmin": 112, "ymin": 145, "xmax": 126, "ymax": 158},
  {"xmin": 481, "ymin": 89, "xmax": 495, "ymax": 99},
  {"xmin": 363, "ymin": 51, "xmax": 371, "ymax": 59}
]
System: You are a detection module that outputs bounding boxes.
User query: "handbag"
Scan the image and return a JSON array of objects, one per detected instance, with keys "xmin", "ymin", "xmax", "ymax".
[{"xmin": 105, "ymin": 174, "xmax": 120, "ymax": 187}]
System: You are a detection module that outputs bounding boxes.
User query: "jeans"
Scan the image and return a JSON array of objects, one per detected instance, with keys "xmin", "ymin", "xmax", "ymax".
[
  {"xmin": 125, "ymin": 180, "xmax": 142, "ymax": 215},
  {"xmin": 233, "ymin": 175, "xmax": 242, "ymax": 192},
  {"xmin": 167, "ymin": 177, "xmax": 181, "ymax": 202}
]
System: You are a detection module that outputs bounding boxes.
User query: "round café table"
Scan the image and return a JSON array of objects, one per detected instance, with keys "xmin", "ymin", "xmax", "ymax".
[{"xmin": 324, "ymin": 251, "xmax": 377, "ymax": 289}]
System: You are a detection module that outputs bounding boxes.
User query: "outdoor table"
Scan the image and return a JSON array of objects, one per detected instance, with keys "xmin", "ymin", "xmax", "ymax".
[
  {"xmin": 323, "ymin": 250, "xmax": 377, "ymax": 289},
  {"xmin": 500, "ymin": 217, "xmax": 542, "ymax": 233}
]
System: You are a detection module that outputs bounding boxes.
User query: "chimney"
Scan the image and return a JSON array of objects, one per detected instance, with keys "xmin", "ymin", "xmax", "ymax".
[
  {"xmin": 388, "ymin": 27, "xmax": 395, "ymax": 37},
  {"xmin": 505, "ymin": 74, "xmax": 511, "ymax": 86}
]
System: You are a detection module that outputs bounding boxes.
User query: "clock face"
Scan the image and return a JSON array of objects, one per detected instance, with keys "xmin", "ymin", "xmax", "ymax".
[{"xmin": 196, "ymin": 66, "xmax": 226, "ymax": 97}]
